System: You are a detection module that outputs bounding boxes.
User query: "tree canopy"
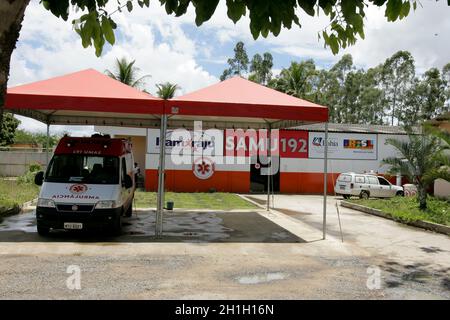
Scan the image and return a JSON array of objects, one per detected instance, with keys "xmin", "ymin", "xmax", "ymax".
[
  {"xmin": 219, "ymin": 42, "xmax": 450, "ymax": 126},
  {"xmin": 220, "ymin": 41, "xmax": 249, "ymax": 80},
  {"xmin": 41, "ymin": 0, "xmax": 427, "ymax": 57},
  {"xmin": 0, "ymin": 113, "xmax": 20, "ymax": 147},
  {"xmin": 13, "ymin": 129, "xmax": 61, "ymax": 149},
  {"xmin": 383, "ymin": 127, "xmax": 449, "ymax": 210}
]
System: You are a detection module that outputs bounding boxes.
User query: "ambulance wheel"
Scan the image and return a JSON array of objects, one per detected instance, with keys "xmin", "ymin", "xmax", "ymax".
[
  {"xmin": 125, "ymin": 200, "xmax": 133, "ymax": 217},
  {"xmin": 359, "ymin": 191, "xmax": 370, "ymax": 199},
  {"xmin": 343, "ymin": 194, "xmax": 351, "ymax": 200},
  {"xmin": 37, "ymin": 225, "xmax": 50, "ymax": 236}
]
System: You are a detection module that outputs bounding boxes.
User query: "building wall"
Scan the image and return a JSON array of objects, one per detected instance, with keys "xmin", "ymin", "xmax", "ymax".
[
  {"xmin": 432, "ymin": 119, "xmax": 450, "ymax": 198},
  {"xmin": 278, "ymin": 134, "xmax": 406, "ymax": 193},
  {"xmin": 145, "ymin": 153, "xmax": 249, "ymax": 192},
  {"xmin": 95, "ymin": 125, "xmax": 409, "ymax": 194},
  {"xmin": 0, "ymin": 151, "xmax": 49, "ymax": 176},
  {"xmin": 143, "ymin": 128, "xmax": 407, "ymax": 194}
]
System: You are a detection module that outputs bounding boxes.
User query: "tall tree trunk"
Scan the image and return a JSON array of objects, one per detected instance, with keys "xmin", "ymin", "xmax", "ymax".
[
  {"xmin": 417, "ymin": 183, "xmax": 427, "ymax": 210},
  {"xmin": 0, "ymin": 0, "xmax": 30, "ymax": 127}
]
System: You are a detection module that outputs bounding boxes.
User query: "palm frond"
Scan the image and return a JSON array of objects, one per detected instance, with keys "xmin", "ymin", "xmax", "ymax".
[
  {"xmin": 105, "ymin": 58, "xmax": 151, "ymax": 90},
  {"xmin": 155, "ymin": 82, "xmax": 180, "ymax": 99}
]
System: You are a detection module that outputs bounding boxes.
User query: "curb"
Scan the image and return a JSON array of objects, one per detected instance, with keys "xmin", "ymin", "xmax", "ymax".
[
  {"xmin": 0, "ymin": 198, "xmax": 38, "ymax": 219},
  {"xmin": 20, "ymin": 198, "xmax": 38, "ymax": 210},
  {"xmin": 236, "ymin": 194, "xmax": 267, "ymax": 210},
  {"xmin": 0, "ymin": 205, "xmax": 20, "ymax": 218},
  {"xmin": 341, "ymin": 201, "xmax": 450, "ymax": 236}
]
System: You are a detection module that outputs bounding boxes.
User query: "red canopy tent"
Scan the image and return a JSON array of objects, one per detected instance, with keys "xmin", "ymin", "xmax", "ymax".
[
  {"xmin": 6, "ymin": 69, "xmax": 164, "ymax": 127},
  {"xmin": 4, "ymin": 70, "xmax": 329, "ymax": 239},
  {"xmin": 166, "ymin": 76, "xmax": 327, "ymax": 129}
]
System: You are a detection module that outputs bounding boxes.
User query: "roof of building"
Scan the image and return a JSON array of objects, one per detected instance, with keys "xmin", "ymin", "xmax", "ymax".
[{"xmin": 290, "ymin": 123, "xmax": 412, "ymax": 134}]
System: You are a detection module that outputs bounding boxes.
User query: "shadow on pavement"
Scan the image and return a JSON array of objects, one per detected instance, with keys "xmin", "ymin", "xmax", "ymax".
[{"xmin": 382, "ymin": 260, "xmax": 450, "ymax": 293}]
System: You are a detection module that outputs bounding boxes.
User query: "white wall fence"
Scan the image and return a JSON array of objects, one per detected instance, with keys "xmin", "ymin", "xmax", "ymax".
[{"xmin": 0, "ymin": 149, "xmax": 51, "ymax": 177}]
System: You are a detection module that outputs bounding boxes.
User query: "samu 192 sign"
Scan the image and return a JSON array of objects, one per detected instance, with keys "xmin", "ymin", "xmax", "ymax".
[
  {"xmin": 309, "ymin": 132, "xmax": 377, "ymax": 160},
  {"xmin": 224, "ymin": 130, "xmax": 308, "ymax": 158},
  {"xmin": 279, "ymin": 130, "xmax": 308, "ymax": 158}
]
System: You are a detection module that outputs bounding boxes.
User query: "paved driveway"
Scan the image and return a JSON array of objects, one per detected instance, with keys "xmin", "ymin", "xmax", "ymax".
[
  {"xmin": 0, "ymin": 196, "xmax": 448, "ymax": 299},
  {"xmin": 246, "ymin": 194, "xmax": 450, "ymax": 298}
]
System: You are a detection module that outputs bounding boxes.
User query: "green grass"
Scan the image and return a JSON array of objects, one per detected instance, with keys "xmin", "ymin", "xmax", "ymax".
[
  {"xmin": 0, "ymin": 179, "xmax": 39, "ymax": 212},
  {"xmin": 134, "ymin": 191, "xmax": 257, "ymax": 210},
  {"xmin": 349, "ymin": 196, "xmax": 450, "ymax": 226}
]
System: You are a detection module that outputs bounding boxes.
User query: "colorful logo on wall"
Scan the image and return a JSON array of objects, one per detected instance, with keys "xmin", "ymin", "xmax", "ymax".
[
  {"xmin": 343, "ymin": 139, "xmax": 374, "ymax": 150},
  {"xmin": 312, "ymin": 137, "xmax": 323, "ymax": 147},
  {"xmin": 192, "ymin": 157, "xmax": 215, "ymax": 180},
  {"xmin": 312, "ymin": 137, "xmax": 338, "ymax": 147}
]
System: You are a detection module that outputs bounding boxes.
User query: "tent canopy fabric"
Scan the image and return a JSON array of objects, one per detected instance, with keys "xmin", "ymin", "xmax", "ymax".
[
  {"xmin": 5, "ymin": 69, "xmax": 164, "ymax": 127},
  {"xmin": 5, "ymin": 69, "xmax": 328, "ymax": 129},
  {"xmin": 167, "ymin": 76, "xmax": 328, "ymax": 129}
]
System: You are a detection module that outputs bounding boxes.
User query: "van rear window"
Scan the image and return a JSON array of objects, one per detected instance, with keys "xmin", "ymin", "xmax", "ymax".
[{"xmin": 338, "ymin": 174, "xmax": 352, "ymax": 182}]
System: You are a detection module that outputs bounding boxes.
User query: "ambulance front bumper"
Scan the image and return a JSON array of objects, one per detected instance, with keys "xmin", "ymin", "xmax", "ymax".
[{"xmin": 36, "ymin": 206, "xmax": 122, "ymax": 231}]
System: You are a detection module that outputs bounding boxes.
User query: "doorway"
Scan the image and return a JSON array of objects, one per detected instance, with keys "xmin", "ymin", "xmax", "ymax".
[{"xmin": 250, "ymin": 156, "xmax": 280, "ymax": 193}]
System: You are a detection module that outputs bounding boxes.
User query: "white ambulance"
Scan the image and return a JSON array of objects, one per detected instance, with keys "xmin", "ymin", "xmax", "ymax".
[{"xmin": 34, "ymin": 134, "xmax": 135, "ymax": 236}]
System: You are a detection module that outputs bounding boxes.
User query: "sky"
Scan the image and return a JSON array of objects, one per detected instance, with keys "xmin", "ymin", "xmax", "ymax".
[{"xmin": 8, "ymin": 0, "xmax": 450, "ymax": 136}]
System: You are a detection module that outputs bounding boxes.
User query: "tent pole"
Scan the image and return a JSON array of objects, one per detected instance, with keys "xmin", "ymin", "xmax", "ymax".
[
  {"xmin": 267, "ymin": 126, "xmax": 271, "ymax": 211},
  {"xmin": 46, "ymin": 122, "xmax": 50, "ymax": 168},
  {"xmin": 156, "ymin": 114, "xmax": 167, "ymax": 237},
  {"xmin": 323, "ymin": 122, "xmax": 329, "ymax": 240}
]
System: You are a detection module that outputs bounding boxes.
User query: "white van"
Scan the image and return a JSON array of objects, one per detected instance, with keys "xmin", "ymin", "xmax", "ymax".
[
  {"xmin": 34, "ymin": 134, "xmax": 136, "ymax": 236},
  {"xmin": 334, "ymin": 172, "xmax": 404, "ymax": 199}
]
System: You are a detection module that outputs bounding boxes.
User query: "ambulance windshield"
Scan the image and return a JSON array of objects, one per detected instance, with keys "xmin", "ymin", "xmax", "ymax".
[{"xmin": 45, "ymin": 155, "xmax": 120, "ymax": 184}]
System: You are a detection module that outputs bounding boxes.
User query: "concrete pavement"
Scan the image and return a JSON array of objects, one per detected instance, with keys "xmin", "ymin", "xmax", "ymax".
[{"xmin": 0, "ymin": 196, "xmax": 448, "ymax": 299}]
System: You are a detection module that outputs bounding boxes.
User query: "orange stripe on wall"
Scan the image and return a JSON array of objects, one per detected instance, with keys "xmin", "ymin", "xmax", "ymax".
[
  {"xmin": 145, "ymin": 169, "xmax": 250, "ymax": 193},
  {"xmin": 280, "ymin": 172, "xmax": 339, "ymax": 195},
  {"xmin": 145, "ymin": 170, "xmax": 404, "ymax": 194}
]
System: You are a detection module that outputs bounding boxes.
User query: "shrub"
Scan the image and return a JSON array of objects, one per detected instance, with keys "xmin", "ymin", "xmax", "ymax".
[{"xmin": 17, "ymin": 162, "xmax": 42, "ymax": 185}]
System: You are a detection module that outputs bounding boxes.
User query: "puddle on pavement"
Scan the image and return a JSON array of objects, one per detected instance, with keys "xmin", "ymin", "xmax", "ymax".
[
  {"xmin": 124, "ymin": 211, "xmax": 232, "ymax": 241},
  {"xmin": 0, "ymin": 211, "xmax": 36, "ymax": 233},
  {"xmin": 0, "ymin": 209, "xmax": 232, "ymax": 241},
  {"xmin": 237, "ymin": 272, "xmax": 288, "ymax": 285}
]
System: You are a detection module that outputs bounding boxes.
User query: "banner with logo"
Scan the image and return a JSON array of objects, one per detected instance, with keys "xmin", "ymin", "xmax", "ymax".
[
  {"xmin": 147, "ymin": 128, "xmax": 223, "ymax": 156},
  {"xmin": 308, "ymin": 132, "xmax": 377, "ymax": 160}
]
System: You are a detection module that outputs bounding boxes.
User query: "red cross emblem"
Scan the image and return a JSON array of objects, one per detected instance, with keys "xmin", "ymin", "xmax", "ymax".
[
  {"xmin": 193, "ymin": 157, "xmax": 215, "ymax": 180},
  {"xmin": 69, "ymin": 184, "xmax": 88, "ymax": 194}
]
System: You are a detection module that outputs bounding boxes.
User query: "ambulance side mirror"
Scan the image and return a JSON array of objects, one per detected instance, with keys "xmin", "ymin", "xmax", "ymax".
[
  {"xmin": 34, "ymin": 171, "xmax": 44, "ymax": 186},
  {"xmin": 123, "ymin": 175, "xmax": 133, "ymax": 189}
]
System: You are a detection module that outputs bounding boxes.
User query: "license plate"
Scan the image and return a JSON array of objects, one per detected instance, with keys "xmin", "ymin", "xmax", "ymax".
[
  {"xmin": 340, "ymin": 185, "xmax": 345, "ymax": 190},
  {"xmin": 64, "ymin": 222, "xmax": 83, "ymax": 230}
]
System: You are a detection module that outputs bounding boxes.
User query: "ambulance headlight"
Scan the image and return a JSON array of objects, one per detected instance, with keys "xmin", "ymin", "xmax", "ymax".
[
  {"xmin": 37, "ymin": 198, "xmax": 56, "ymax": 208},
  {"xmin": 95, "ymin": 200, "xmax": 117, "ymax": 209}
]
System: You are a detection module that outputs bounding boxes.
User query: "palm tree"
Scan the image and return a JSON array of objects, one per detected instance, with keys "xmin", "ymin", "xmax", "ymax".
[
  {"xmin": 270, "ymin": 60, "xmax": 317, "ymax": 100},
  {"xmin": 382, "ymin": 127, "xmax": 449, "ymax": 210},
  {"xmin": 105, "ymin": 58, "xmax": 151, "ymax": 90},
  {"xmin": 155, "ymin": 82, "xmax": 179, "ymax": 99}
]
